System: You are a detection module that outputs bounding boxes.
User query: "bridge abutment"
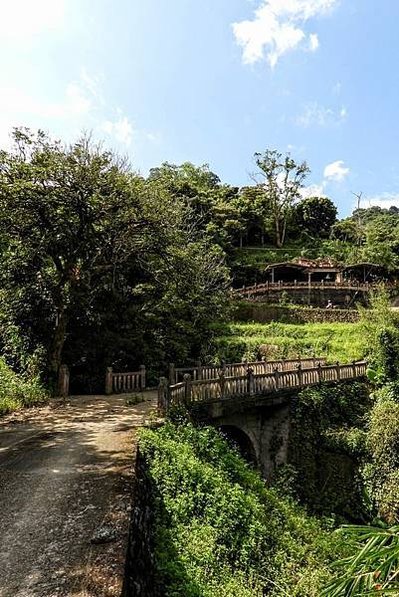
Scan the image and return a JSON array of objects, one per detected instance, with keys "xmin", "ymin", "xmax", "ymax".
[{"xmin": 195, "ymin": 397, "xmax": 292, "ymax": 480}]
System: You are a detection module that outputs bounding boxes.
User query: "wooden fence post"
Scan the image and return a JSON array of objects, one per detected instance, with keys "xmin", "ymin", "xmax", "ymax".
[
  {"xmin": 58, "ymin": 364, "xmax": 70, "ymax": 397},
  {"xmin": 105, "ymin": 367, "xmax": 113, "ymax": 395},
  {"xmin": 140, "ymin": 365, "xmax": 146, "ymax": 390},
  {"xmin": 352, "ymin": 361, "xmax": 357, "ymax": 378},
  {"xmin": 169, "ymin": 363, "xmax": 176, "ymax": 385},
  {"xmin": 158, "ymin": 377, "xmax": 169, "ymax": 414},
  {"xmin": 336, "ymin": 361, "xmax": 341, "ymax": 381},
  {"xmin": 183, "ymin": 373, "xmax": 192, "ymax": 405},
  {"xmin": 247, "ymin": 367, "xmax": 254, "ymax": 395}
]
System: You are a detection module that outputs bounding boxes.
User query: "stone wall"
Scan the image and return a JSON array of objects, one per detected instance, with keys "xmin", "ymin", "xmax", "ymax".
[
  {"xmin": 247, "ymin": 287, "xmax": 368, "ymax": 308},
  {"xmin": 122, "ymin": 449, "xmax": 161, "ymax": 597},
  {"xmin": 237, "ymin": 302, "xmax": 360, "ymax": 324}
]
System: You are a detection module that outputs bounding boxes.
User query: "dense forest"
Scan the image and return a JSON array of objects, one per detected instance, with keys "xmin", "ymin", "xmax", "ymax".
[
  {"xmin": 1, "ymin": 129, "xmax": 399, "ymax": 395},
  {"xmin": 2, "ymin": 129, "xmax": 399, "ymax": 595}
]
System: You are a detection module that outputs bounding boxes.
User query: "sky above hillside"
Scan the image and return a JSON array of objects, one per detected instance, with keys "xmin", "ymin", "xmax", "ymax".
[{"xmin": 0, "ymin": 0, "xmax": 398, "ymax": 216}]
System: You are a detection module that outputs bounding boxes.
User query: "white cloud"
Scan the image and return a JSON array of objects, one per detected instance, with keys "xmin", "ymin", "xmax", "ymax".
[
  {"xmin": 0, "ymin": 70, "xmax": 136, "ymax": 151},
  {"xmin": 309, "ymin": 33, "xmax": 319, "ymax": 51},
  {"xmin": 324, "ymin": 160, "xmax": 350, "ymax": 182},
  {"xmin": 300, "ymin": 182, "xmax": 327, "ymax": 198},
  {"xmin": 300, "ymin": 160, "xmax": 350, "ymax": 199},
  {"xmin": 363, "ymin": 193, "xmax": 399, "ymax": 209},
  {"xmin": 0, "ymin": 71, "xmax": 95, "ymax": 129},
  {"xmin": 0, "ymin": 0, "xmax": 65, "ymax": 38},
  {"xmin": 232, "ymin": 0, "xmax": 338, "ymax": 67},
  {"xmin": 296, "ymin": 101, "xmax": 347, "ymax": 127},
  {"xmin": 101, "ymin": 115, "xmax": 134, "ymax": 147}
]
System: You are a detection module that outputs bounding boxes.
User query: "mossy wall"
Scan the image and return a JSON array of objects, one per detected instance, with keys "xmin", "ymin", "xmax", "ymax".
[{"xmin": 285, "ymin": 381, "xmax": 371, "ymax": 521}]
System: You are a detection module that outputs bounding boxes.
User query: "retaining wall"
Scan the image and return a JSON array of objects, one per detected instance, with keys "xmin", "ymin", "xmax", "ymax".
[{"xmin": 122, "ymin": 449, "xmax": 161, "ymax": 597}]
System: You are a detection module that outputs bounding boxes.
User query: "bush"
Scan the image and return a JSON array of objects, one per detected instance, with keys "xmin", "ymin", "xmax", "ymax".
[
  {"xmin": 139, "ymin": 421, "xmax": 346, "ymax": 596},
  {"xmin": 0, "ymin": 358, "xmax": 47, "ymax": 415},
  {"xmin": 365, "ymin": 395, "xmax": 399, "ymax": 523}
]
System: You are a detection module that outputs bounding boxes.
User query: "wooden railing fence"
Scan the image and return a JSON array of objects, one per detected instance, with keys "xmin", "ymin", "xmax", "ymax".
[
  {"xmin": 105, "ymin": 365, "xmax": 146, "ymax": 395},
  {"xmin": 158, "ymin": 360, "xmax": 367, "ymax": 413},
  {"xmin": 234, "ymin": 280, "xmax": 377, "ymax": 298},
  {"xmin": 168, "ymin": 357, "xmax": 325, "ymax": 385}
]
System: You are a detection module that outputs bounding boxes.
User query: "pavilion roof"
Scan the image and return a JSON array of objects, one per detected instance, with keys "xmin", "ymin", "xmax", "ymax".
[{"xmin": 265, "ymin": 256, "xmax": 341, "ymax": 272}]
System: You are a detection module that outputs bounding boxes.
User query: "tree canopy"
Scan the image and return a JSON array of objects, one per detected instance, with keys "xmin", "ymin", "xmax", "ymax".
[{"xmin": 0, "ymin": 129, "xmax": 229, "ymax": 389}]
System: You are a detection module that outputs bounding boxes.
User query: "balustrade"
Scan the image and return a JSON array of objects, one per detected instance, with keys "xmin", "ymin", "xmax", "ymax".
[{"xmin": 158, "ymin": 359, "xmax": 368, "ymax": 413}]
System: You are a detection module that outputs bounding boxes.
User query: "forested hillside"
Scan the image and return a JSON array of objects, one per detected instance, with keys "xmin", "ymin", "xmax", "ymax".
[
  {"xmin": 2, "ymin": 129, "xmax": 399, "ymax": 595},
  {"xmin": 1, "ymin": 129, "xmax": 399, "ymax": 398}
]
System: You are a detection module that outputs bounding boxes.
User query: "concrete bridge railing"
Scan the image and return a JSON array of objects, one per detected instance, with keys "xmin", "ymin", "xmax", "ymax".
[
  {"xmin": 168, "ymin": 356, "xmax": 326, "ymax": 385},
  {"xmin": 158, "ymin": 360, "xmax": 367, "ymax": 413}
]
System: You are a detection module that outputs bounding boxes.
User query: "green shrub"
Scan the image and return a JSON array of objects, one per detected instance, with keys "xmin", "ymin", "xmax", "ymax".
[
  {"xmin": 139, "ymin": 421, "xmax": 346, "ymax": 596},
  {"xmin": 0, "ymin": 358, "xmax": 47, "ymax": 415},
  {"xmin": 365, "ymin": 396, "xmax": 399, "ymax": 523}
]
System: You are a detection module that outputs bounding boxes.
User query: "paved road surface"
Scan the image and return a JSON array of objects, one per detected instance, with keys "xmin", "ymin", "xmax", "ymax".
[{"xmin": 0, "ymin": 394, "xmax": 156, "ymax": 597}]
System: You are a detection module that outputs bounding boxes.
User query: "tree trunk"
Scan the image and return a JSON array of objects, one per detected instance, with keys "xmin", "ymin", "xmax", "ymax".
[
  {"xmin": 275, "ymin": 217, "xmax": 282, "ymax": 248},
  {"xmin": 49, "ymin": 305, "xmax": 68, "ymax": 380}
]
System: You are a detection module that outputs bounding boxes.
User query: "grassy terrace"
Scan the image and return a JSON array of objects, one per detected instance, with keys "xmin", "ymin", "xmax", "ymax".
[{"xmin": 211, "ymin": 321, "xmax": 365, "ymax": 364}]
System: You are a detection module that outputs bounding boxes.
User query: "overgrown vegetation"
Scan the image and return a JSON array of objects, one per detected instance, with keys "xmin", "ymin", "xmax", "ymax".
[
  {"xmin": 2, "ymin": 128, "xmax": 399, "ymax": 593},
  {"xmin": 211, "ymin": 321, "xmax": 365, "ymax": 363},
  {"xmin": 288, "ymin": 382, "xmax": 371, "ymax": 520},
  {"xmin": 139, "ymin": 421, "xmax": 345, "ymax": 597},
  {"xmin": 0, "ymin": 358, "xmax": 47, "ymax": 415}
]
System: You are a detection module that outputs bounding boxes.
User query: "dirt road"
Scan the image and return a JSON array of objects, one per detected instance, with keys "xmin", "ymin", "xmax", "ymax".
[{"xmin": 0, "ymin": 394, "xmax": 156, "ymax": 597}]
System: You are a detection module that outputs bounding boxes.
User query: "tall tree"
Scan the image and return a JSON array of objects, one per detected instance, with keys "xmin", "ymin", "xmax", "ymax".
[
  {"xmin": 0, "ymin": 129, "xmax": 229, "ymax": 387},
  {"xmin": 253, "ymin": 150, "xmax": 310, "ymax": 247},
  {"xmin": 295, "ymin": 196, "xmax": 337, "ymax": 238}
]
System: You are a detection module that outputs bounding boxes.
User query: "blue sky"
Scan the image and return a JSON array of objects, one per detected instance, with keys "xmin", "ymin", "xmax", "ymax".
[{"xmin": 1, "ymin": 0, "xmax": 399, "ymax": 215}]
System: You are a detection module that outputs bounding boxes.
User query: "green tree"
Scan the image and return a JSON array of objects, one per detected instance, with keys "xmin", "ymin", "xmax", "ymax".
[
  {"xmin": 148, "ymin": 161, "xmax": 244, "ymax": 252},
  {"xmin": 148, "ymin": 161, "xmax": 221, "ymax": 221},
  {"xmin": 295, "ymin": 196, "xmax": 337, "ymax": 238},
  {"xmin": 0, "ymin": 129, "xmax": 229, "ymax": 387},
  {"xmin": 253, "ymin": 150, "xmax": 310, "ymax": 248}
]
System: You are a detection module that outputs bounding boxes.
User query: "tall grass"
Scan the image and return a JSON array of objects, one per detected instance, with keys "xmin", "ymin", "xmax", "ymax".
[
  {"xmin": 211, "ymin": 321, "xmax": 366, "ymax": 363},
  {"xmin": 0, "ymin": 358, "xmax": 48, "ymax": 416}
]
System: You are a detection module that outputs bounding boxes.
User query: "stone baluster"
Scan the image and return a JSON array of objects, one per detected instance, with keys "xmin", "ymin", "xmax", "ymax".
[
  {"xmin": 183, "ymin": 373, "xmax": 192, "ymax": 405},
  {"xmin": 140, "ymin": 365, "xmax": 146, "ymax": 390},
  {"xmin": 105, "ymin": 366, "xmax": 113, "ymax": 395},
  {"xmin": 169, "ymin": 363, "xmax": 176, "ymax": 385},
  {"xmin": 336, "ymin": 361, "xmax": 341, "ymax": 381}
]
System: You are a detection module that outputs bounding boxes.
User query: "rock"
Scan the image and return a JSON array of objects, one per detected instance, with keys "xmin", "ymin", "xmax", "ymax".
[{"xmin": 90, "ymin": 526, "xmax": 118, "ymax": 544}]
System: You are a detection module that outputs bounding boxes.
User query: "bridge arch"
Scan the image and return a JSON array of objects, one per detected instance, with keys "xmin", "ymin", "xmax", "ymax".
[{"xmin": 218, "ymin": 425, "xmax": 258, "ymax": 466}]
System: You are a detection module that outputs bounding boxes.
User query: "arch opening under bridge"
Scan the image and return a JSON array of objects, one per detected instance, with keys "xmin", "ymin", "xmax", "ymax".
[{"xmin": 218, "ymin": 425, "xmax": 257, "ymax": 466}]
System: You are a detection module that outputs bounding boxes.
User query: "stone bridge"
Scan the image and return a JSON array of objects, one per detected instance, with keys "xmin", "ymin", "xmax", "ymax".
[{"xmin": 158, "ymin": 358, "xmax": 367, "ymax": 479}]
